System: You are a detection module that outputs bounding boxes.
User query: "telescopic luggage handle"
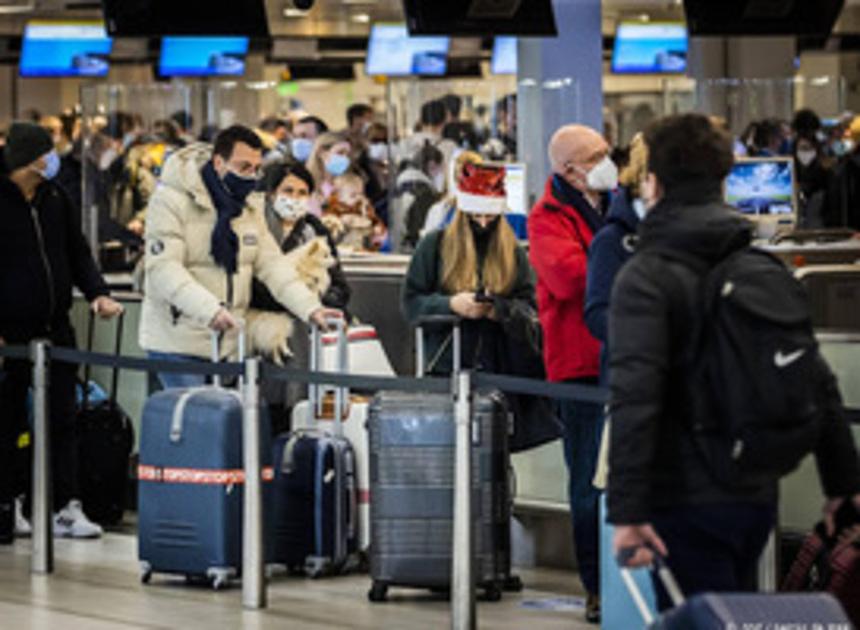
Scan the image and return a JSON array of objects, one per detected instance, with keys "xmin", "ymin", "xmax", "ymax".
[
  {"xmin": 210, "ymin": 318, "xmax": 246, "ymax": 389},
  {"xmin": 616, "ymin": 544, "xmax": 685, "ymax": 624},
  {"xmin": 309, "ymin": 315, "xmax": 348, "ymax": 437},
  {"xmin": 84, "ymin": 308, "xmax": 126, "ymax": 409},
  {"xmin": 413, "ymin": 314, "xmax": 461, "ymax": 378}
]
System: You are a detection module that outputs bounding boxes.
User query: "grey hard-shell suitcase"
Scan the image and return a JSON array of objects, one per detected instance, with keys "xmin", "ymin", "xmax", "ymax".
[{"xmin": 366, "ymin": 315, "xmax": 515, "ymax": 603}]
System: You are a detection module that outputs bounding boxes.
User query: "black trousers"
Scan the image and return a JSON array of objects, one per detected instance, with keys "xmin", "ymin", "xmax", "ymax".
[
  {"xmin": 0, "ymin": 324, "xmax": 79, "ymax": 511},
  {"xmin": 650, "ymin": 502, "xmax": 776, "ymax": 611}
]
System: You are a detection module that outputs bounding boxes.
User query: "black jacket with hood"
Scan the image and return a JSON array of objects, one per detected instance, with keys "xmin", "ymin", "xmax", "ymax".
[
  {"xmin": 0, "ymin": 173, "xmax": 109, "ymax": 342},
  {"xmin": 606, "ymin": 183, "xmax": 860, "ymax": 525}
]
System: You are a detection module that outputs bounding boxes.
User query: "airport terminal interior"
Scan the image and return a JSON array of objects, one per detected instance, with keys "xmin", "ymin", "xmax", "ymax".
[{"xmin": 1, "ymin": 0, "xmax": 860, "ymax": 628}]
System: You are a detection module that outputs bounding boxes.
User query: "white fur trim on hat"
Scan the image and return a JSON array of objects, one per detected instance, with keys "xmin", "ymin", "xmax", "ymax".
[{"xmin": 456, "ymin": 191, "xmax": 508, "ymax": 215}]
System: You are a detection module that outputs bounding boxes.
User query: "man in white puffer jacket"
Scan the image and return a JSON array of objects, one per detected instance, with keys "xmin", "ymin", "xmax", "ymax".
[{"xmin": 140, "ymin": 125, "xmax": 335, "ymax": 388}]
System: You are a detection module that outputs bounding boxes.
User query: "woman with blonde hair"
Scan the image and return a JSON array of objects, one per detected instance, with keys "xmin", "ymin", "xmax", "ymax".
[
  {"xmin": 306, "ymin": 131, "xmax": 353, "ymax": 204},
  {"xmin": 403, "ymin": 160, "xmax": 536, "ymax": 375}
]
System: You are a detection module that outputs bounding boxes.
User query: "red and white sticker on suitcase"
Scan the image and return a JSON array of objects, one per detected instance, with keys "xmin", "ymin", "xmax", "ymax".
[{"xmin": 138, "ymin": 465, "xmax": 275, "ymax": 485}]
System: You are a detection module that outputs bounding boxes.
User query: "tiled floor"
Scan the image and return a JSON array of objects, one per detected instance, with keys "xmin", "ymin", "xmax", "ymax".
[{"xmin": 0, "ymin": 534, "xmax": 595, "ymax": 630}]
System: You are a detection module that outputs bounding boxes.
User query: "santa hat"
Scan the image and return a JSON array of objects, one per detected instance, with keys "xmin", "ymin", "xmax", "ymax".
[{"xmin": 455, "ymin": 162, "xmax": 508, "ymax": 215}]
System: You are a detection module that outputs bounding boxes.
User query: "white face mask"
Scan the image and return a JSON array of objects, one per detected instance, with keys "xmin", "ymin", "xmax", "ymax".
[
  {"xmin": 272, "ymin": 195, "xmax": 308, "ymax": 222},
  {"xmin": 432, "ymin": 172, "xmax": 446, "ymax": 193},
  {"xmin": 797, "ymin": 149, "xmax": 817, "ymax": 167},
  {"xmin": 585, "ymin": 156, "xmax": 619, "ymax": 192},
  {"xmin": 368, "ymin": 142, "xmax": 389, "ymax": 162}
]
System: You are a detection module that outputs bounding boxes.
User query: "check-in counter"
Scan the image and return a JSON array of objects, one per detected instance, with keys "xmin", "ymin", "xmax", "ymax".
[{"xmin": 760, "ymin": 239, "xmax": 860, "ymax": 268}]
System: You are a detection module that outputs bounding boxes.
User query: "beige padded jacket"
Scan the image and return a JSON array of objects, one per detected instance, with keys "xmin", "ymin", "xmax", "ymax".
[{"xmin": 139, "ymin": 143, "xmax": 321, "ymax": 359}]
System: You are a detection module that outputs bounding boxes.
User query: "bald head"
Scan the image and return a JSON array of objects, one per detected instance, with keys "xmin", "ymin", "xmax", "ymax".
[{"xmin": 549, "ymin": 125, "xmax": 608, "ymax": 174}]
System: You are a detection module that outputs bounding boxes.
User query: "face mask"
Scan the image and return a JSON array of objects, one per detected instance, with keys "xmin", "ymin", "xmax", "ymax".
[
  {"xmin": 368, "ymin": 142, "xmax": 388, "ymax": 162},
  {"xmin": 844, "ymin": 140, "xmax": 856, "ymax": 154},
  {"xmin": 222, "ymin": 170, "xmax": 257, "ymax": 204},
  {"xmin": 291, "ymin": 138, "xmax": 314, "ymax": 162},
  {"xmin": 816, "ymin": 131, "xmax": 828, "ymax": 144},
  {"xmin": 272, "ymin": 195, "xmax": 307, "ymax": 222},
  {"xmin": 99, "ymin": 147, "xmax": 118, "ymax": 171},
  {"xmin": 585, "ymin": 156, "xmax": 619, "ymax": 192},
  {"xmin": 325, "ymin": 153, "xmax": 351, "ymax": 177},
  {"xmin": 37, "ymin": 150, "xmax": 60, "ymax": 181},
  {"xmin": 122, "ymin": 132, "xmax": 137, "ymax": 151},
  {"xmin": 797, "ymin": 150, "xmax": 817, "ymax": 167},
  {"xmin": 361, "ymin": 121, "xmax": 372, "ymax": 135},
  {"xmin": 632, "ymin": 198, "xmax": 648, "ymax": 221},
  {"xmin": 469, "ymin": 216, "xmax": 500, "ymax": 240},
  {"xmin": 432, "ymin": 172, "xmax": 446, "ymax": 193}
]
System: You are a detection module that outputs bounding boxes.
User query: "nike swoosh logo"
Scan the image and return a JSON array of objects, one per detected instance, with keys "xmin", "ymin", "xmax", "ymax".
[{"xmin": 774, "ymin": 349, "xmax": 806, "ymax": 369}]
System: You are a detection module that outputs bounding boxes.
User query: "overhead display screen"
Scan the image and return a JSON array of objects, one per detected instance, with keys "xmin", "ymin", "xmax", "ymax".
[
  {"xmin": 726, "ymin": 158, "xmax": 795, "ymax": 216},
  {"xmin": 612, "ymin": 22, "xmax": 688, "ymax": 74},
  {"xmin": 492, "ymin": 37, "xmax": 517, "ymax": 75},
  {"xmin": 159, "ymin": 36, "xmax": 249, "ymax": 77},
  {"xmin": 366, "ymin": 24, "xmax": 450, "ymax": 77},
  {"xmin": 20, "ymin": 21, "xmax": 112, "ymax": 78}
]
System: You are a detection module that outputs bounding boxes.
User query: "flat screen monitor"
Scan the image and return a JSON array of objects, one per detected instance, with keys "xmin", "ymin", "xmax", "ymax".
[
  {"xmin": 365, "ymin": 24, "xmax": 450, "ymax": 77},
  {"xmin": 20, "ymin": 21, "xmax": 112, "ymax": 78},
  {"xmin": 725, "ymin": 158, "xmax": 795, "ymax": 216},
  {"xmin": 612, "ymin": 22, "xmax": 688, "ymax": 74},
  {"xmin": 491, "ymin": 37, "xmax": 517, "ymax": 75},
  {"xmin": 159, "ymin": 36, "xmax": 249, "ymax": 77}
]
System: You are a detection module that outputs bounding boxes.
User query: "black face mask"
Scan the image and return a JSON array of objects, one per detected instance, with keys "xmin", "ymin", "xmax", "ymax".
[
  {"xmin": 469, "ymin": 216, "xmax": 501, "ymax": 242},
  {"xmin": 222, "ymin": 171, "xmax": 257, "ymax": 205}
]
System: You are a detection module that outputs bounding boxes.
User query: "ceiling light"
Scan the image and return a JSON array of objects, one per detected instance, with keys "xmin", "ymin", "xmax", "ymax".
[
  {"xmin": 351, "ymin": 13, "xmax": 371, "ymax": 23},
  {"xmin": 342, "ymin": 0, "xmax": 377, "ymax": 4},
  {"xmin": 0, "ymin": 1, "xmax": 35, "ymax": 13}
]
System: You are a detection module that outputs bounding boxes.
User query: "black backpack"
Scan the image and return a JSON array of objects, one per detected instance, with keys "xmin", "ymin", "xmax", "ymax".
[{"xmin": 656, "ymin": 246, "xmax": 822, "ymax": 489}]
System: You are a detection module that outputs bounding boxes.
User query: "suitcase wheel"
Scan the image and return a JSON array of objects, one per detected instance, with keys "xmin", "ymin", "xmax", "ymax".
[
  {"xmin": 305, "ymin": 557, "xmax": 331, "ymax": 579},
  {"xmin": 206, "ymin": 568, "xmax": 234, "ymax": 591},
  {"xmin": 483, "ymin": 585, "xmax": 502, "ymax": 602},
  {"xmin": 139, "ymin": 562, "xmax": 152, "ymax": 585},
  {"xmin": 503, "ymin": 575, "xmax": 523, "ymax": 593},
  {"xmin": 368, "ymin": 581, "xmax": 388, "ymax": 603}
]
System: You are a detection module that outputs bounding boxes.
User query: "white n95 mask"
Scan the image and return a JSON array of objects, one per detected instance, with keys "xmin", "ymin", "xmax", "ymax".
[{"xmin": 586, "ymin": 156, "xmax": 619, "ymax": 192}]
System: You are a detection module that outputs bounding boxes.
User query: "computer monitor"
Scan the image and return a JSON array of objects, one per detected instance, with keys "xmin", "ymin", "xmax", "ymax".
[
  {"xmin": 19, "ymin": 21, "xmax": 112, "ymax": 78},
  {"xmin": 158, "ymin": 36, "xmax": 249, "ymax": 77},
  {"xmin": 365, "ymin": 23, "xmax": 450, "ymax": 77},
  {"xmin": 491, "ymin": 37, "xmax": 517, "ymax": 75},
  {"xmin": 611, "ymin": 22, "xmax": 688, "ymax": 75},
  {"xmin": 725, "ymin": 157, "xmax": 796, "ymax": 217}
]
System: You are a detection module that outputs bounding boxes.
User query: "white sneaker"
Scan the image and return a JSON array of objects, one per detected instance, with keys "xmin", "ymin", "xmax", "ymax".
[
  {"xmin": 14, "ymin": 497, "xmax": 31, "ymax": 538},
  {"xmin": 53, "ymin": 500, "xmax": 103, "ymax": 539}
]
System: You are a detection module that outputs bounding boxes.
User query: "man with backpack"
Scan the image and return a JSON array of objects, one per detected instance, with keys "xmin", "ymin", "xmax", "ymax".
[{"xmin": 607, "ymin": 113, "xmax": 860, "ymax": 609}]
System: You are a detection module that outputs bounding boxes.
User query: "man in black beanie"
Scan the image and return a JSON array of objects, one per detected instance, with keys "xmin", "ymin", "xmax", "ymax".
[{"xmin": 0, "ymin": 122, "xmax": 123, "ymax": 543}]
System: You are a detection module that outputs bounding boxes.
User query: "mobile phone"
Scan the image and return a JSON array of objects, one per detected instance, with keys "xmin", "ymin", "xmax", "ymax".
[{"xmin": 474, "ymin": 291, "xmax": 494, "ymax": 304}]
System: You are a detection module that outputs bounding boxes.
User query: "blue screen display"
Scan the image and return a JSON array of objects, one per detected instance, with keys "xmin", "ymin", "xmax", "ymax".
[
  {"xmin": 20, "ymin": 21, "xmax": 112, "ymax": 78},
  {"xmin": 612, "ymin": 22, "xmax": 688, "ymax": 74},
  {"xmin": 492, "ymin": 37, "xmax": 517, "ymax": 75},
  {"xmin": 159, "ymin": 37, "xmax": 249, "ymax": 77},
  {"xmin": 726, "ymin": 159, "xmax": 795, "ymax": 216},
  {"xmin": 366, "ymin": 24, "xmax": 449, "ymax": 77}
]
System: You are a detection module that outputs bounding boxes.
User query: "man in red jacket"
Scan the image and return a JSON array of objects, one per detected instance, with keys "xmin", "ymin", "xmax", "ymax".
[{"xmin": 528, "ymin": 124, "xmax": 617, "ymax": 624}]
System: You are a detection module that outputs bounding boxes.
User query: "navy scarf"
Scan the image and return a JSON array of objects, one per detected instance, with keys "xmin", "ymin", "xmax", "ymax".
[
  {"xmin": 552, "ymin": 174, "xmax": 606, "ymax": 236},
  {"xmin": 201, "ymin": 161, "xmax": 242, "ymax": 275}
]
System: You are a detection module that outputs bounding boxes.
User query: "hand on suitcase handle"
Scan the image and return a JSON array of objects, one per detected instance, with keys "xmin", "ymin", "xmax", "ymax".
[{"xmin": 614, "ymin": 525, "xmax": 669, "ymax": 569}]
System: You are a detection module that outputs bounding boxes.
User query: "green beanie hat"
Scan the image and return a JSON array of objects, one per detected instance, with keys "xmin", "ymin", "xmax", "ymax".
[{"xmin": 4, "ymin": 122, "xmax": 54, "ymax": 172}]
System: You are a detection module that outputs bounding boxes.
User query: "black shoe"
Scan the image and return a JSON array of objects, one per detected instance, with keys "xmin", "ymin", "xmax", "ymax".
[
  {"xmin": 0, "ymin": 502, "xmax": 13, "ymax": 545},
  {"xmin": 585, "ymin": 592, "xmax": 601, "ymax": 625}
]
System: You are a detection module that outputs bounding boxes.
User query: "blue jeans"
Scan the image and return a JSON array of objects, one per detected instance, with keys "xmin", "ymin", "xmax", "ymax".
[
  {"xmin": 147, "ymin": 352, "xmax": 209, "ymax": 390},
  {"xmin": 557, "ymin": 385, "xmax": 605, "ymax": 596},
  {"xmin": 650, "ymin": 503, "xmax": 776, "ymax": 611}
]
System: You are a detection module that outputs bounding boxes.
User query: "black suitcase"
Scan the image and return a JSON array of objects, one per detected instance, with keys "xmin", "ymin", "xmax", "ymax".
[
  {"xmin": 270, "ymin": 318, "xmax": 359, "ymax": 577},
  {"xmin": 367, "ymin": 316, "xmax": 515, "ymax": 603},
  {"xmin": 77, "ymin": 312, "xmax": 134, "ymax": 526}
]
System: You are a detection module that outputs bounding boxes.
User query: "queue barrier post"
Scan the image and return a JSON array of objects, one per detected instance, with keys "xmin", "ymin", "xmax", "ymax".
[
  {"xmin": 242, "ymin": 357, "xmax": 266, "ymax": 610},
  {"xmin": 30, "ymin": 339, "xmax": 53, "ymax": 575},
  {"xmin": 451, "ymin": 370, "xmax": 475, "ymax": 630}
]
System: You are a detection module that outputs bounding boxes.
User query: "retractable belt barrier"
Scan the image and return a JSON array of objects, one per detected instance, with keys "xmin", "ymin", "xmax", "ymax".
[{"xmin": 0, "ymin": 341, "xmax": 609, "ymax": 627}]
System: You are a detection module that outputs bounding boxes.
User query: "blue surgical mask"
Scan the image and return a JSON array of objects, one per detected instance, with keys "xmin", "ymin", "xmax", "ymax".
[
  {"xmin": 291, "ymin": 138, "xmax": 314, "ymax": 162},
  {"xmin": 222, "ymin": 170, "xmax": 257, "ymax": 204},
  {"xmin": 37, "ymin": 150, "xmax": 60, "ymax": 180},
  {"xmin": 632, "ymin": 198, "xmax": 647, "ymax": 221},
  {"xmin": 325, "ymin": 153, "xmax": 351, "ymax": 177}
]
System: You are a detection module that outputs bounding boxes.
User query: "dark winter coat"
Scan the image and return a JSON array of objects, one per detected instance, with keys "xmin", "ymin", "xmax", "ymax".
[
  {"xmin": 585, "ymin": 187, "xmax": 640, "ymax": 384},
  {"xmin": 0, "ymin": 175, "xmax": 109, "ymax": 342},
  {"xmin": 606, "ymin": 185, "xmax": 860, "ymax": 525}
]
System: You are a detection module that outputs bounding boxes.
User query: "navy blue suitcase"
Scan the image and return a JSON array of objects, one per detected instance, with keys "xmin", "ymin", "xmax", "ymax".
[
  {"xmin": 138, "ymin": 333, "xmax": 273, "ymax": 589},
  {"xmin": 271, "ymin": 430, "xmax": 357, "ymax": 577},
  {"xmin": 620, "ymin": 553, "xmax": 853, "ymax": 629},
  {"xmin": 270, "ymin": 319, "xmax": 359, "ymax": 577}
]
